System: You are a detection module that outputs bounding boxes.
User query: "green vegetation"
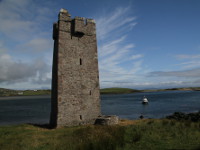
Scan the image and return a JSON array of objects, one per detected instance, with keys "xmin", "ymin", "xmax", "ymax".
[
  {"xmin": 142, "ymin": 87, "xmax": 200, "ymax": 92},
  {"xmin": 100, "ymin": 87, "xmax": 200, "ymax": 94},
  {"xmin": 0, "ymin": 119, "xmax": 199, "ymax": 150},
  {"xmin": 0, "ymin": 88, "xmax": 18, "ymax": 97},
  {"xmin": 1, "ymin": 87, "xmax": 200, "ymax": 96},
  {"xmin": 22, "ymin": 90, "xmax": 51, "ymax": 96},
  {"xmin": 166, "ymin": 111, "xmax": 200, "ymax": 122},
  {"xmin": 100, "ymin": 87, "xmax": 140, "ymax": 94},
  {"xmin": 0, "ymin": 88, "xmax": 51, "ymax": 97}
]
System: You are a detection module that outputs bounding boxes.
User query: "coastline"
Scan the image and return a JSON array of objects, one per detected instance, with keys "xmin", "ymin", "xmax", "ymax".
[
  {"xmin": 100, "ymin": 87, "xmax": 200, "ymax": 95},
  {"xmin": 0, "ymin": 87, "xmax": 200, "ymax": 97},
  {"xmin": 0, "ymin": 95, "xmax": 50, "ymax": 100}
]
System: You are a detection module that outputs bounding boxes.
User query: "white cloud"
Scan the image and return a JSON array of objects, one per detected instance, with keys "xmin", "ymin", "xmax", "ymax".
[
  {"xmin": 0, "ymin": 0, "xmax": 54, "ymax": 89},
  {"xmin": 99, "ymin": 36, "xmax": 126, "ymax": 57},
  {"xmin": 0, "ymin": 0, "xmax": 35, "ymax": 40},
  {"xmin": 131, "ymin": 54, "xmax": 143, "ymax": 60},
  {"xmin": 0, "ymin": 0, "xmax": 53, "ymax": 41},
  {"xmin": 95, "ymin": 6, "xmax": 144, "ymax": 88},
  {"xmin": 96, "ymin": 7, "xmax": 137, "ymax": 41},
  {"xmin": 0, "ymin": 54, "xmax": 51, "ymax": 87},
  {"xmin": 149, "ymin": 68, "xmax": 200, "ymax": 78},
  {"xmin": 0, "ymin": 40, "xmax": 7, "ymax": 53},
  {"xmin": 176, "ymin": 54, "xmax": 200, "ymax": 59},
  {"xmin": 175, "ymin": 54, "xmax": 200, "ymax": 69},
  {"xmin": 21, "ymin": 38, "xmax": 53, "ymax": 52}
]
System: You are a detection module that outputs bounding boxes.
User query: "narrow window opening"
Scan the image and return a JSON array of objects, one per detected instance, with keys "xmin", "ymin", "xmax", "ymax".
[
  {"xmin": 90, "ymin": 90, "xmax": 92, "ymax": 95},
  {"xmin": 80, "ymin": 58, "xmax": 82, "ymax": 65},
  {"xmin": 80, "ymin": 115, "xmax": 82, "ymax": 120}
]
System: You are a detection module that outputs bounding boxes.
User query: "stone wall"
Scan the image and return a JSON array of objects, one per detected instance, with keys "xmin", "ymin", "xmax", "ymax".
[{"xmin": 50, "ymin": 9, "xmax": 101, "ymax": 127}]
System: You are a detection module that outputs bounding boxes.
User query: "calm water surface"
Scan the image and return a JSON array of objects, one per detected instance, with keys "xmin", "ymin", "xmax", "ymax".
[{"xmin": 0, "ymin": 91, "xmax": 200, "ymax": 125}]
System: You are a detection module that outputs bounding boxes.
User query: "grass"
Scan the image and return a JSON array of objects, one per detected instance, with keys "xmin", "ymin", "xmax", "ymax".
[
  {"xmin": 100, "ymin": 87, "xmax": 200, "ymax": 94},
  {"xmin": 22, "ymin": 90, "xmax": 51, "ymax": 96},
  {"xmin": 100, "ymin": 87, "xmax": 140, "ymax": 94},
  {"xmin": 0, "ymin": 88, "xmax": 51, "ymax": 97},
  {"xmin": 0, "ymin": 119, "xmax": 199, "ymax": 150},
  {"xmin": 1, "ymin": 87, "xmax": 200, "ymax": 96}
]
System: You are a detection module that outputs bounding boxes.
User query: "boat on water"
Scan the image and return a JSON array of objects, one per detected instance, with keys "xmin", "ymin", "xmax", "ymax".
[{"xmin": 142, "ymin": 96, "xmax": 148, "ymax": 104}]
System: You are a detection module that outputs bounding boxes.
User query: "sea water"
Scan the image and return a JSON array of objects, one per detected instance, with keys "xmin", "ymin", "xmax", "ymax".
[
  {"xmin": 0, "ymin": 91, "xmax": 199, "ymax": 125},
  {"xmin": 101, "ymin": 90, "xmax": 200, "ymax": 119}
]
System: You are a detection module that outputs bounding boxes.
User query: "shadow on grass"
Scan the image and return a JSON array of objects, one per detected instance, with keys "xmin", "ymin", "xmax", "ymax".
[{"xmin": 27, "ymin": 123, "xmax": 54, "ymax": 129}]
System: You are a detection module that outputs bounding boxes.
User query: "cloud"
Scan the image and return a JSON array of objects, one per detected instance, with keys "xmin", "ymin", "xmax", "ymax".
[
  {"xmin": 95, "ymin": 6, "xmax": 144, "ymax": 88},
  {"xmin": 96, "ymin": 6, "xmax": 137, "ymax": 41},
  {"xmin": 176, "ymin": 54, "xmax": 200, "ymax": 59},
  {"xmin": 0, "ymin": 0, "xmax": 54, "ymax": 41},
  {"xmin": 20, "ymin": 38, "xmax": 53, "ymax": 52},
  {"xmin": 175, "ymin": 54, "xmax": 200, "ymax": 69},
  {"xmin": 0, "ymin": 0, "xmax": 54, "ymax": 89},
  {"xmin": 0, "ymin": 40, "xmax": 7, "ymax": 53},
  {"xmin": 0, "ymin": 54, "xmax": 51, "ymax": 86},
  {"xmin": 131, "ymin": 54, "xmax": 143, "ymax": 60},
  {"xmin": 0, "ymin": 0, "xmax": 35, "ymax": 40},
  {"xmin": 149, "ymin": 68, "xmax": 200, "ymax": 78}
]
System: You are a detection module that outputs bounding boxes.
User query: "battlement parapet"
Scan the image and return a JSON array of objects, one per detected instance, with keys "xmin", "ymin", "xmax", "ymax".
[
  {"xmin": 58, "ymin": 8, "xmax": 71, "ymax": 21},
  {"xmin": 55, "ymin": 8, "xmax": 96, "ymax": 37},
  {"xmin": 74, "ymin": 17, "xmax": 96, "ymax": 36}
]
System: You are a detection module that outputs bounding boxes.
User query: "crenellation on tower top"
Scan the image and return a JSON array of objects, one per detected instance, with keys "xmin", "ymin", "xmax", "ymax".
[
  {"xmin": 74, "ymin": 16, "xmax": 85, "ymax": 20},
  {"xmin": 73, "ymin": 17, "xmax": 96, "ymax": 36},
  {"xmin": 86, "ymin": 18, "xmax": 96, "ymax": 24},
  {"xmin": 59, "ymin": 8, "xmax": 71, "ymax": 15},
  {"xmin": 58, "ymin": 9, "xmax": 71, "ymax": 22},
  {"xmin": 57, "ymin": 10, "xmax": 96, "ymax": 37}
]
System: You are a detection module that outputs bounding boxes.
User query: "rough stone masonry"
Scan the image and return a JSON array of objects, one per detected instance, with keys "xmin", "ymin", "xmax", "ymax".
[{"xmin": 50, "ymin": 9, "xmax": 101, "ymax": 127}]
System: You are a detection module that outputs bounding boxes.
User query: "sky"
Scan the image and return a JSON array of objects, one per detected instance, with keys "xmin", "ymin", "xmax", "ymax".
[{"xmin": 0, "ymin": 0, "xmax": 200, "ymax": 90}]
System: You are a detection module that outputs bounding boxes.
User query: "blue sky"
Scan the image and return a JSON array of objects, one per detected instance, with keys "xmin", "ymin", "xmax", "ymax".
[{"xmin": 0, "ymin": 0, "xmax": 200, "ymax": 90}]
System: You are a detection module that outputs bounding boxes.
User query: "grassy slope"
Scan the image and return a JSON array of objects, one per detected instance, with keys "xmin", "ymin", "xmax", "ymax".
[
  {"xmin": 1, "ymin": 87, "xmax": 200, "ymax": 96},
  {"xmin": 0, "ymin": 88, "xmax": 51, "ymax": 97},
  {"xmin": 0, "ymin": 119, "xmax": 199, "ymax": 150},
  {"xmin": 100, "ymin": 87, "xmax": 140, "ymax": 94},
  {"xmin": 0, "ymin": 88, "xmax": 18, "ymax": 96},
  {"xmin": 100, "ymin": 87, "xmax": 200, "ymax": 94},
  {"xmin": 22, "ymin": 90, "xmax": 51, "ymax": 96}
]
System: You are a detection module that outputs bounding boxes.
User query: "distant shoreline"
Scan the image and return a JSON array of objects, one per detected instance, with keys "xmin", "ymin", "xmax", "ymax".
[
  {"xmin": 0, "ymin": 95, "xmax": 50, "ymax": 100},
  {"xmin": 100, "ymin": 87, "xmax": 200, "ymax": 95},
  {"xmin": 0, "ymin": 88, "xmax": 51, "ymax": 97},
  {"xmin": 0, "ymin": 87, "xmax": 200, "ymax": 97}
]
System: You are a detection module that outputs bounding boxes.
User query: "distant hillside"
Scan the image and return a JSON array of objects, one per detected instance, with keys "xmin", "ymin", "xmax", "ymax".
[
  {"xmin": 1, "ymin": 87, "xmax": 200, "ymax": 97},
  {"xmin": 22, "ymin": 90, "xmax": 51, "ymax": 96},
  {"xmin": 0, "ymin": 88, "xmax": 51, "ymax": 97},
  {"xmin": 100, "ymin": 87, "xmax": 140, "ymax": 94},
  {"xmin": 0, "ymin": 88, "xmax": 18, "ymax": 97},
  {"xmin": 100, "ymin": 87, "xmax": 200, "ymax": 94},
  {"xmin": 141, "ymin": 87, "xmax": 200, "ymax": 92}
]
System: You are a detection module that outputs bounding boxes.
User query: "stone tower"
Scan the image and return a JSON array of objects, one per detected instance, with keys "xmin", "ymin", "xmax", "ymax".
[{"xmin": 50, "ymin": 9, "xmax": 101, "ymax": 127}]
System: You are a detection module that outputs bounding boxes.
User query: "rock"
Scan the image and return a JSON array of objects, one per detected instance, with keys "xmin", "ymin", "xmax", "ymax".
[
  {"xmin": 95, "ymin": 115, "xmax": 119, "ymax": 125},
  {"xmin": 166, "ymin": 111, "xmax": 200, "ymax": 122}
]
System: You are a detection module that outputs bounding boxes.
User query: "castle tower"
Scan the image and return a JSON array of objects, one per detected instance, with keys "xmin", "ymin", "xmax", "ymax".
[{"xmin": 50, "ymin": 9, "xmax": 101, "ymax": 127}]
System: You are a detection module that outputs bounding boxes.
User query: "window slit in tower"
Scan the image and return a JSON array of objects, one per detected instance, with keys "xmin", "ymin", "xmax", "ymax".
[
  {"xmin": 80, "ymin": 58, "xmax": 82, "ymax": 65},
  {"xmin": 90, "ymin": 90, "xmax": 92, "ymax": 95}
]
